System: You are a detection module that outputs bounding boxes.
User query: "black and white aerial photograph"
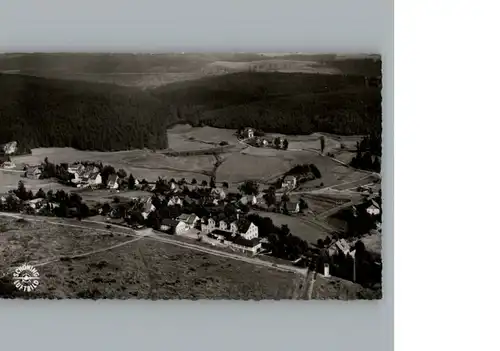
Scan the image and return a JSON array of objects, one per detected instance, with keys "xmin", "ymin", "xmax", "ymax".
[{"xmin": 0, "ymin": 52, "xmax": 382, "ymax": 300}]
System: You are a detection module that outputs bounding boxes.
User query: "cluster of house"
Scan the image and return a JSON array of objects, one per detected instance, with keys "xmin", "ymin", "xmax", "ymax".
[
  {"xmin": 21, "ymin": 161, "xmax": 137, "ymax": 190},
  {"xmin": 241, "ymin": 127, "xmax": 288, "ymax": 149},
  {"xmin": 0, "ymin": 194, "xmax": 60, "ymax": 214},
  {"xmin": 124, "ymin": 198, "xmax": 263, "ymax": 254},
  {"xmin": 67, "ymin": 164, "xmax": 104, "ymax": 188},
  {"xmin": 201, "ymin": 216, "xmax": 262, "ymax": 253}
]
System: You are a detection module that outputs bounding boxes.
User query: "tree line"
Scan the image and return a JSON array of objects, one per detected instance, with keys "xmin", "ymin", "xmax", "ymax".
[
  {"xmin": 349, "ymin": 134, "xmax": 382, "ymax": 172},
  {"xmin": 0, "ymin": 74, "xmax": 170, "ymax": 153}
]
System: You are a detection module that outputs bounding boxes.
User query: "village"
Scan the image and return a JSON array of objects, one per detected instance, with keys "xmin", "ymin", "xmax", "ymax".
[{"xmin": 0, "ymin": 127, "xmax": 382, "ymax": 288}]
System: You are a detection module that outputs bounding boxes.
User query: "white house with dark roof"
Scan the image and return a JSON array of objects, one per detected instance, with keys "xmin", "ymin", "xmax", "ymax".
[
  {"xmin": 160, "ymin": 219, "xmax": 187, "ymax": 235},
  {"xmin": 229, "ymin": 220, "xmax": 258, "ymax": 240},
  {"xmin": 242, "ymin": 127, "xmax": 255, "ymax": 139},
  {"xmin": 106, "ymin": 174, "xmax": 119, "ymax": 189},
  {"xmin": 177, "ymin": 213, "xmax": 199, "ymax": 229},
  {"xmin": 68, "ymin": 163, "xmax": 85, "ymax": 175},
  {"xmin": 284, "ymin": 201, "xmax": 300, "ymax": 214},
  {"xmin": 366, "ymin": 199, "xmax": 381, "ymax": 216},
  {"xmin": 201, "ymin": 217, "xmax": 216, "ymax": 233},
  {"xmin": 24, "ymin": 198, "xmax": 45, "ymax": 210},
  {"xmin": 141, "ymin": 197, "xmax": 156, "ymax": 219},
  {"xmin": 167, "ymin": 196, "xmax": 183, "ymax": 207},
  {"xmin": 281, "ymin": 175, "xmax": 297, "ymax": 190},
  {"xmin": 87, "ymin": 172, "xmax": 102, "ymax": 186},
  {"xmin": 230, "ymin": 237, "xmax": 262, "ymax": 254},
  {"xmin": 218, "ymin": 220, "xmax": 228, "ymax": 231},
  {"xmin": 210, "ymin": 187, "xmax": 226, "ymax": 200},
  {"xmin": 239, "ymin": 195, "xmax": 257, "ymax": 206},
  {"xmin": 25, "ymin": 166, "xmax": 42, "ymax": 180}
]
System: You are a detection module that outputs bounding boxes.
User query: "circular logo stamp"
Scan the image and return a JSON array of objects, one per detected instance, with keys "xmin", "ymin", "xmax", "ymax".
[{"xmin": 12, "ymin": 264, "xmax": 40, "ymax": 292}]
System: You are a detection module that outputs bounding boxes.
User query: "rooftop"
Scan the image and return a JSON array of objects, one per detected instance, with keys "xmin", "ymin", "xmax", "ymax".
[
  {"xmin": 232, "ymin": 236, "xmax": 261, "ymax": 248},
  {"xmin": 161, "ymin": 219, "xmax": 180, "ymax": 227}
]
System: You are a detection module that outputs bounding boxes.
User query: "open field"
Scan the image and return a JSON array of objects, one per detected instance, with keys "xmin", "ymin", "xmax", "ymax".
[
  {"xmin": 167, "ymin": 125, "xmax": 242, "ymax": 152},
  {"xmin": 0, "ymin": 216, "xmax": 305, "ymax": 299},
  {"xmin": 9, "ymin": 147, "xmax": 212, "ymax": 183},
  {"xmin": 251, "ymin": 211, "xmax": 329, "ymax": 244},
  {"xmin": 31, "ymin": 239, "xmax": 303, "ymax": 299},
  {"xmin": 0, "ymin": 170, "xmax": 75, "ymax": 195},
  {"xmin": 0, "ymin": 217, "xmax": 133, "ymax": 271},
  {"xmin": 232, "ymin": 145, "xmax": 370, "ymax": 190},
  {"xmin": 73, "ymin": 189, "xmax": 152, "ymax": 207},
  {"xmin": 217, "ymin": 152, "xmax": 293, "ymax": 183},
  {"xmin": 121, "ymin": 153, "xmax": 215, "ymax": 173},
  {"xmin": 302, "ymin": 195, "xmax": 349, "ymax": 216}
]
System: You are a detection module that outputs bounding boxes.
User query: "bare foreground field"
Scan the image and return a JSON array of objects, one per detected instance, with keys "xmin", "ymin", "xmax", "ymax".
[{"xmin": 0, "ymin": 216, "xmax": 379, "ymax": 299}]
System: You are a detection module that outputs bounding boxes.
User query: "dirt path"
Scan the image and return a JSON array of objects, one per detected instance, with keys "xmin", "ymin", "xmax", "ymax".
[
  {"xmin": 121, "ymin": 161, "xmax": 209, "ymax": 176},
  {"xmin": 293, "ymin": 268, "xmax": 315, "ymax": 300},
  {"xmin": 307, "ymin": 273, "xmax": 316, "ymax": 300}
]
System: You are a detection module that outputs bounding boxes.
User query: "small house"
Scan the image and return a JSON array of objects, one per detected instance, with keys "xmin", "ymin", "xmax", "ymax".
[
  {"xmin": 230, "ymin": 220, "xmax": 259, "ymax": 240},
  {"xmin": 218, "ymin": 220, "xmax": 228, "ymax": 231},
  {"xmin": 177, "ymin": 213, "xmax": 199, "ymax": 229},
  {"xmin": 88, "ymin": 172, "xmax": 102, "ymax": 186},
  {"xmin": 281, "ymin": 175, "xmax": 297, "ymax": 190},
  {"xmin": 366, "ymin": 200, "xmax": 381, "ymax": 216},
  {"xmin": 1, "ymin": 161, "xmax": 15, "ymax": 169},
  {"xmin": 230, "ymin": 237, "xmax": 262, "ymax": 254},
  {"xmin": 23, "ymin": 198, "xmax": 45, "ymax": 210},
  {"xmin": 210, "ymin": 187, "xmax": 226, "ymax": 200},
  {"xmin": 160, "ymin": 219, "xmax": 187, "ymax": 235},
  {"xmin": 211, "ymin": 229, "xmax": 236, "ymax": 242},
  {"xmin": 201, "ymin": 217, "xmax": 216, "ymax": 232},
  {"xmin": 335, "ymin": 239, "xmax": 350, "ymax": 256},
  {"xmin": 239, "ymin": 195, "xmax": 257, "ymax": 206},
  {"xmin": 284, "ymin": 201, "xmax": 300, "ymax": 214},
  {"xmin": 243, "ymin": 127, "xmax": 255, "ymax": 139},
  {"xmin": 68, "ymin": 164, "xmax": 85, "ymax": 175},
  {"xmin": 141, "ymin": 197, "xmax": 156, "ymax": 219},
  {"xmin": 0, "ymin": 155, "xmax": 11, "ymax": 167},
  {"xmin": 25, "ymin": 166, "xmax": 42, "ymax": 180},
  {"xmin": 107, "ymin": 174, "xmax": 119, "ymax": 189},
  {"xmin": 167, "ymin": 196, "xmax": 183, "ymax": 207}
]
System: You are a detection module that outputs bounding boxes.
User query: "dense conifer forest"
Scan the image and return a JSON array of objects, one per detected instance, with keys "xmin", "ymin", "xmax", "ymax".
[
  {"xmin": 0, "ymin": 71, "xmax": 381, "ymax": 152},
  {"xmin": 0, "ymin": 74, "xmax": 170, "ymax": 152},
  {"xmin": 153, "ymin": 72, "xmax": 382, "ymax": 136}
]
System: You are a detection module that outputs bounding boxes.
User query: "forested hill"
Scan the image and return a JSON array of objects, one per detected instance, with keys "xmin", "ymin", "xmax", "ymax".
[
  {"xmin": 153, "ymin": 72, "xmax": 382, "ymax": 135},
  {"xmin": 0, "ymin": 74, "xmax": 171, "ymax": 152},
  {"xmin": 0, "ymin": 71, "xmax": 381, "ymax": 153}
]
